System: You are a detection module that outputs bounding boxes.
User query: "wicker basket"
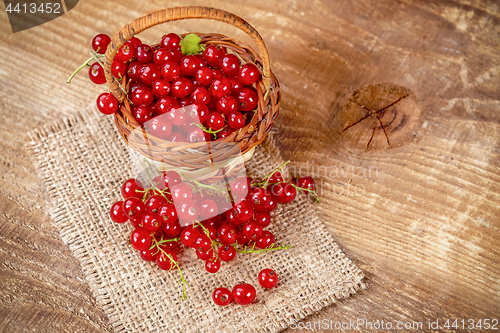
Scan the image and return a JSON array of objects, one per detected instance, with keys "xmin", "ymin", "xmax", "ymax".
[{"xmin": 102, "ymin": 7, "xmax": 280, "ymax": 178}]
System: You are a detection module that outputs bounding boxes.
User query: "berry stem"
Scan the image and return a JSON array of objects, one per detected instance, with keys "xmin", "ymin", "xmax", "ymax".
[
  {"xmin": 254, "ymin": 161, "xmax": 290, "ymax": 189},
  {"xmin": 150, "ymin": 234, "xmax": 189, "ymax": 300},
  {"xmin": 66, "ymin": 53, "xmax": 104, "ymax": 83},
  {"xmin": 290, "ymin": 183, "xmax": 320, "ymax": 203},
  {"xmin": 142, "ymin": 158, "xmax": 173, "ymax": 203},
  {"xmin": 235, "ymin": 241, "xmax": 293, "ymax": 254},
  {"xmin": 181, "ymin": 173, "xmax": 226, "ymax": 194},
  {"xmin": 193, "ymin": 123, "xmax": 225, "ymax": 139}
]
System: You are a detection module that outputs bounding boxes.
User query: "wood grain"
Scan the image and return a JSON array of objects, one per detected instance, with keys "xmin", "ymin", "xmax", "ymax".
[{"xmin": 0, "ymin": 0, "xmax": 499, "ymax": 332}]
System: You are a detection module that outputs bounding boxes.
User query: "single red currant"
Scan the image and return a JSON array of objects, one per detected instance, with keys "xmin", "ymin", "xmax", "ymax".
[
  {"xmin": 171, "ymin": 77, "xmax": 194, "ymax": 98},
  {"xmin": 91, "ymin": 34, "xmax": 111, "ymax": 54},
  {"xmin": 121, "ymin": 179, "xmax": 144, "ymax": 199},
  {"xmin": 179, "ymin": 55, "xmax": 200, "ymax": 76},
  {"xmin": 140, "ymin": 63, "xmax": 161, "ymax": 86},
  {"xmin": 161, "ymin": 61, "xmax": 182, "ymax": 81},
  {"xmin": 171, "ymin": 183, "xmax": 192, "ymax": 202},
  {"xmin": 110, "ymin": 201, "xmax": 128, "ymax": 223},
  {"xmin": 130, "ymin": 86, "xmax": 154, "ymax": 106},
  {"xmin": 130, "ymin": 228, "xmax": 151, "ymax": 251},
  {"xmin": 242, "ymin": 221, "xmax": 263, "ymax": 241},
  {"xmin": 163, "ymin": 171, "xmax": 182, "ymax": 188},
  {"xmin": 228, "ymin": 111, "xmax": 245, "ymax": 129},
  {"xmin": 147, "ymin": 116, "xmax": 173, "ymax": 139},
  {"xmin": 212, "ymin": 287, "xmax": 232, "ymax": 306},
  {"xmin": 230, "ymin": 76, "xmax": 243, "ymax": 97},
  {"xmin": 246, "ymin": 187, "xmax": 271, "ymax": 210},
  {"xmin": 185, "ymin": 103, "xmax": 209, "ymax": 124},
  {"xmin": 132, "ymin": 106, "xmax": 153, "ymax": 125},
  {"xmin": 135, "ymin": 44, "xmax": 153, "ymax": 63},
  {"xmin": 123, "ymin": 197, "xmax": 146, "ymax": 220},
  {"xmin": 270, "ymin": 183, "xmax": 296, "ymax": 203},
  {"xmin": 230, "ymin": 176, "xmax": 249, "ymax": 197},
  {"xmin": 111, "ymin": 59, "xmax": 127, "ymax": 80},
  {"xmin": 206, "ymin": 112, "xmax": 225, "ymax": 131},
  {"xmin": 195, "ymin": 67, "xmax": 213, "ymax": 86},
  {"xmin": 217, "ymin": 224, "xmax": 237, "ymax": 245},
  {"xmin": 96, "ymin": 93, "xmax": 119, "ymax": 115},
  {"xmin": 158, "ymin": 203, "xmax": 178, "ymax": 222},
  {"xmin": 144, "ymin": 195, "xmax": 167, "ymax": 213},
  {"xmin": 127, "ymin": 62, "xmax": 144, "ymax": 80},
  {"xmin": 218, "ymin": 245, "xmax": 236, "ymax": 262},
  {"xmin": 163, "ymin": 219, "xmax": 181, "ymax": 238},
  {"xmin": 116, "ymin": 44, "xmax": 134, "ymax": 62},
  {"xmin": 216, "ymin": 96, "xmax": 238, "ymax": 116},
  {"xmin": 153, "ymin": 48, "xmax": 173, "ymax": 66},
  {"xmin": 196, "ymin": 248, "xmax": 214, "ymax": 260},
  {"xmin": 210, "ymin": 77, "xmax": 232, "ymax": 99},
  {"xmin": 161, "ymin": 33, "xmax": 181, "ymax": 51},
  {"xmin": 156, "ymin": 96, "xmax": 178, "ymax": 114},
  {"xmin": 195, "ymin": 234, "xmax": 212, "ymax": 253},
  {"xmin": 218, "ymin": 54, "xmax": 240, "ymax": 77},
  {"xmin": 169, "ymin": 49, "xmax": 184, "ymax": 63},
  {"xmin": 177, "ymin": 200, "xmax": 199, "ymax": 224},
  {"xmin": 203, "ymin": 45, "xmax": 224, "ymax": 67},
  {"xmin": 298, "ymin": 176, "xmax": 315, "ymax": 191},
  {"xmin": 156, "ymin": 250, "xmax": 177, "ymax": 270},
  {"xmin": 232, "ymin": 200, "xmax": 254, "ymax": 224},
  {"xmin": 252, "ymin": 210, "xmax": 271, "ymax": 228},
  {"xmin": 88, "ymin": 62, "xmax": 106, "ymax": 84},
  {"xmin": 268, "ymin": 171, "xmax": 284, "ymax": 184},
  {"xmin": 205, "ymin": 257, "xmax": 221, "ymax": 273},
  {"xmin": 237, "ymin": 87, "xmax": 258, "ymax": 111},
  {"xmin": 140, "ymin": 248, "xmax": 158, "ymax": 262},
  {"xmin": 238, "ymin": 63, "xmax": 260, "ymax": 85},
  {"xmin": 186, "ymin": 125, "xmax": 207, "ymax": 143},
  {"xmin": 255, "ymin": 230, "xmax": 275, "ymax": 249},
  {"xmin": 152, "ymin": 79, "xmax": 171, "ymax": 97},
  {"xmin": 142, "ymin": 213, "xmax": 163, "ymax": 232},
  {"xmin": 232, "ymin": 283, "xmax": 256, "ymax": 305},
  {"xmin": 190, "ymin": 86, "xmax": 211, "ymax": 105},
  {"xmin": 199, "ymin": 199, "xmax": 218, "ymax": 220},
  {"xmin": 258, "ymin": 269, "xmax": 278, "ymax": 288},
  {"xmin": 218, "ymin": 127, "xmax": 234, "ymax": 139}
]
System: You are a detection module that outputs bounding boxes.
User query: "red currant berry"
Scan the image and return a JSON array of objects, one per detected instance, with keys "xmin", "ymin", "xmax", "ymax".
[
  {"xmin": 153, "ymin": 48, "xmax": 173, "ymax": 66},
  {"xmin": 228, "ymin": 111, "xmax": 245, "ymax": 129},
  {"xmin": 242, "ymin": 221, "xmax": 263, "ymax": 241},
  {"xmin": 270, "ymin": 183, "xmax": 296, "ymax": 203},
  {"xmin": 132, "ymin": 106, "xmax": 153, "ymax": 125},
  {"xmin": 199, "ymin": 199, "xmax": 218, "ymax": 220},
  {"xmin": 169, "ymin": 49, "xmax": 184, "ymax": 63},
  {"xmin": 130, "ymin": 86, "xmax": 154, "ymax": 106},
  {"xmin": 180, "ymin": 228, "xmax": 201, "ymax": 248},
  {"xmin": 265, "ymin": 197, "xmax": 278, "ymax": 212},
  {"xmin": 185, "ymin": 125, "xmax": 206, "ymax": 143},
  {"xmin": 230, "ymin": 76, "xmax": 243, "ymax": 97},
  {"xmin": 213, "ymin": 287, "xmax": 232, "ymax": 306},
  {"xmin": 96, "ymin": 93, "xmax": 119, "ymax": 115},
  {"xmin": 195, "ymin": 67, "xmax": 213, "ymax": 85},
  {"xmin": 236, "ymin": 230, "xmax": 250, "ymax": 245},
  {"xmin": 156, "ymin": 250, "xmax": 177, "ymax": 270},
  {"xmin": 110, "ymin": 201, "xmax": 128, "ymax": 223},
  {"xmin": 218, "ymin": 127, "xmax": 234, "ymax": 139},
  {"xmin": 218, "ymin": 54, "xmax": 240, "ymax": 77},
  {"xmin": 216, "ymin": 96, "xmax": 238, "ymax": 116},
  {"xmin": 135, "ymin": 44, "xmax": 153, "ymax": 63},
  {"xmin": 158, "ymin": 203, "xmax": 178, "ymax": 221},
  {"xmin": 152, "ymin": 79, "xmax": 171, "ymax": 97},
  {"xmin": 246, "ymin": 187, "xmax": 271, "ymax": 210},
  {"xmin": 111, "ymin": 59, "xmax": 127, "ymax": 80},
  {"xmin": 142, "ymin": 213, "xmax": 163, "ymax": 232},
  {"xmin": 127, "ymin": 37, "xmax": 142, "ymax": 51},
  {"xmin": 130, "ymin": 228, "xmax": 151, "ymax": 251},
  {"xmin": 177, "ymin": 200, "xmax": 199, "ymax": 224},
  {"xmin": 156, "ymin": 96, "xmax": 178, "ymax": 114},
  {"xmin": 163, "ymin": 171, "xmax": 182, "ymax": 188},
  {"xmin": 205, "ymin": 257, "xmax": 221, "ymax": 273},
  {"xmin": 140, "ymin": 63, "xmax": 161, "ymax": 86},
  {"xmin": 298, "ymin": 176, "xmax": 315, "ymax": 191},
  {"xmin": 238, "ymin": 63, "xmax": 260, "ymax": 85},
  {"xmin": 258, "ymin": 268, "xmax": 278, "ymax": 288},
  {"xmin": 186, "ymin": 103, "xmax": 209, "ymax": 124},
  {"xmin": 255, "ymin": 230, "xmax": 275, "ymax": 249},
  {"xmin": 206, "ymin": 112, "xmax": 225, "ymax": 131},
  {"xmin": 218, "ymin": 245, "xmax": 236, "ymax": 262},
  {"xmin": 121, "ymin": 179, "xmax": 144, "ymax": 199},
  {"xmin": 88, "ymin": 62, "xmax": 106, "ymax": 84},
  {"xmin": 194, "ymin": 234, "xmax": 212, "ymax": 253},
  {"xmin": 171, "ymin": 183, "xmax": 192, "ymax": 202},
  {"xmin": 217, "ymin": 224, "xmax": 237, "ymax": 245},
  {"xmin": 140, "ymin": 248, "xmax": 158, "ymax": 262},
  {"xmin": 230, "ymin": 176, "xmax": 249, "ymax": 197},
  {"xmin": 232, "ymin": 200, "xmax": 254, "ymax": 224},
  {"xmin": 268, "ymin": 171, "xmax": 284, "ymax": 184},
  {"xmin": 127, "ymin": 62, "xmax": 144, "ymax": 80},
  {"xmin": 203, "ymin": 45, "xmax": 223, "ymax": 67},
  {"xmin": 116, "ymin": 44, "xmax": 134, "ymax": 62},
  {"xmin": 144, "ymin": 195, "xmax": 167, "ymax": 214},
  {"xmin": 190, "ymin": 86, "xmax": 211, "ymax": 105},
  {"xmin": 91, "ymin": 34, "xmax": 111, "ymax": 54},
  {"xmin": 179, "ymin": 55, "xmax": 200, "ymax": 76},
  {"xmin": 147, "ymin": 116, "xmax": 173, "ymax": 139},
  {"xmin": 232, "ymin": 283, "xmax": 256, "ymax": 305},
  {"xmin": 161, "ymin": 33, "xmax": 181, "ymax": 51},
  {"xmin": 171, "ymin": 77, "xmax": 194, "ymax": 98},
  {"xmin": 167, "ymin": 131, "xmax": 185, "ymax": 142},
  {"xmin": 237, "ymin": 87, "xmax": 258, "ymax": 111},
  {"xmin": 123, "ymin": 197, "xmax": 146, "ymax": 220},
  {"xmin": 252, "ymin": 210, "xmax": 271, "ymax": 228},
  {"xmin": 210, "ymin": 77, "xmax": 232, "ymax": 99},
  {"xmin": 163, "ymin": 218, "xmax": 181, "ymax": 237},
  {"xmin": 196, "ymin": 248, "xmax": 214, "ymax": 260},
  {"xmin": 212, "ymin": 69, "xmax": 223, "ymax": 80},
  {"xmin": 161, "ymin": 61, "xmax": 181, "ymax": 81}
]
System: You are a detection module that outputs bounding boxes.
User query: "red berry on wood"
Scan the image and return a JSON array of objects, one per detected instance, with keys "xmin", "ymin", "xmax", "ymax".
[
  {"xmin": 258, "ymin": 268, "xmax": 278, "ymax": 288},
  {"xmin": 88, "ymin": 62, "xmax": 106, "ymax": 84},
  {"xmin": 91, "ymin": 34, "xmax": 111, "ymax": 54}
]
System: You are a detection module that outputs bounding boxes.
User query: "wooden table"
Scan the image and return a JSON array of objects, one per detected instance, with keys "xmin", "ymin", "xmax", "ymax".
[{"xmin": 1, "ymin": 0, "xmax": 498, "ymax": 331}]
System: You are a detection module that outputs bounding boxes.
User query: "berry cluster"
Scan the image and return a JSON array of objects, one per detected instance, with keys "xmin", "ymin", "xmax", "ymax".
[
  {"xmin": 110, "ymin": 161, "xmax": 317, "ymax": 299},
  {"xmin": 71, "ymin": 32, "xmax": 262, "ymax": 142},
  {"xmin": 213, "ymin": 269, "xmax": 278, "ymax": 306}
]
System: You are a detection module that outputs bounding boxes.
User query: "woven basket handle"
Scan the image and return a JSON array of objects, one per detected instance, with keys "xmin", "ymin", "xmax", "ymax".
[{"xmin": 103, "ymin": 6, "xmax": 271, "ymax": 103}]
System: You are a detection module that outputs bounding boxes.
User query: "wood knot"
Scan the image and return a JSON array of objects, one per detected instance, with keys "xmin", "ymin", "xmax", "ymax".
[{"xmin": 337, "ymin": 83, "xmax": 422, "ymax": 150}]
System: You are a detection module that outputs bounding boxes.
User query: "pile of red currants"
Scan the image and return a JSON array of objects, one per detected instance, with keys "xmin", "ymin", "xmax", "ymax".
[
  {"xmin": 109, "ymin": 162, "xmax": 317, "ymax": 301},
  {"xmin": 72, "ymin": 32, "xmax": 263, "ymax": 143}
]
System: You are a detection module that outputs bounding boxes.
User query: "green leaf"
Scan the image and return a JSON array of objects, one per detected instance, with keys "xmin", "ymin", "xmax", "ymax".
[{"xmin": 180, "ymin": 33, "xmax": 202, "ymax": 55}]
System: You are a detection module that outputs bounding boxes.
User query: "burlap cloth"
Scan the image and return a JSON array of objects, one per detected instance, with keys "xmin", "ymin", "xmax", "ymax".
[{"xmin": 29, "ymin": 107, "xmax": 365, "ymax": 333}]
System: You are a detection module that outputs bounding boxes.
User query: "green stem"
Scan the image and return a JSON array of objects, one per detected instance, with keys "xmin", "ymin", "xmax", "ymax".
[
  {"xmin": 66, "ymin": 48, "xmax": 104, "ymax": 83},
  {"xmin": 181, "ymin": 173, "xmax": 226, "ymax": 194},
  {"xmin": 253, "ymin": 161, "xmax": 290, "ymax": 189},
  {"xmin": 193, "ymin": 123, "xmax": 225, "ymax": 139},
  {"xmin": 290, "ymin": 183, "xmax": 320, "ymax": 203},
  {"xmin": 142, "ymin": 158, "xmax": 172, "ymax": 203},
  {"xmin": 150, "ymin": 234, "xmax": 189, "ymax": 300},
  {"xmin": 235, "ymin": 241, "xmax": 293, "ymax": 254}
]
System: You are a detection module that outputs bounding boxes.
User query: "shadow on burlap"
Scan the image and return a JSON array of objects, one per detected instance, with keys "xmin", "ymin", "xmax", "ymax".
[{"xmin": 28, "ymin": 106, "xmax": 365, "ymax": 333}]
